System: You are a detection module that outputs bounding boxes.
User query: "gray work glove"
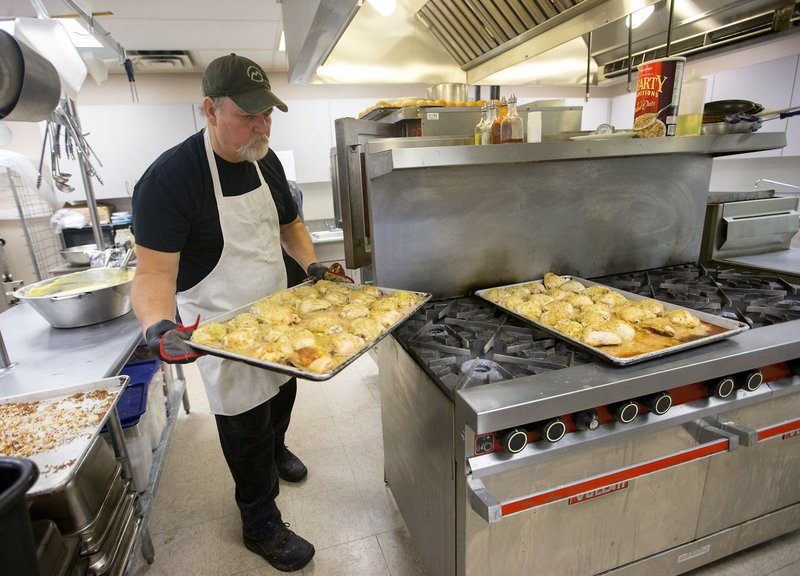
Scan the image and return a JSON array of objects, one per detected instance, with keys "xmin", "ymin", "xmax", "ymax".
[
  {"xmin": 306, "ymin": 262, "xmax": 329, "ymax": 282},
  {"xmin": 145, "ymin": 318, "xmax": 203, "ymax": 364}
]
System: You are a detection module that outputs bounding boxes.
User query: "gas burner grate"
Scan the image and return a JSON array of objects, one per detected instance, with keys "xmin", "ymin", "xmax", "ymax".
[
  {"xmin": 594, "ymin": 264, "xmax": 800, "ymax": 329},
  {"xmin": 395, "ymin": 298, "xmax": 592, "ymax": 392}
]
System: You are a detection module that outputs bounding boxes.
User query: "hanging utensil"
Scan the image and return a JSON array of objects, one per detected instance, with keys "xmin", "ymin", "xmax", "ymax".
[{"xmin": 36, "ymin": 122, "xmax": 50, "ymax": 189}]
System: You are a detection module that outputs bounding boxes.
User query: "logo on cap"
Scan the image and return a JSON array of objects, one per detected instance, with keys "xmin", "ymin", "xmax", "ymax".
[{"xmin": 247, "ymin": 66, "xmax": 264, "ymax": 84}]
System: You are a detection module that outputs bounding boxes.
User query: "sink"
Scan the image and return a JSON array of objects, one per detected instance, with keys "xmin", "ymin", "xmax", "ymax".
[{"xmin": 310, "ymin": 229, "xmax": 344, "ymax": 242}]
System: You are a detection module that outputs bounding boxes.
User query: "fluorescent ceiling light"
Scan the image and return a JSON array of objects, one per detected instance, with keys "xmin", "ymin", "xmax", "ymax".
[
  {"xmin": 59, "ymin": 17, "xmax": 102, "ymax": 47},
  {"xmin": 366, "ymin": 0, "xmax": 396, "ymax": 17},
  {"xmin": 279, "ymin": 30, "xmax": 285, "ymax": 52},
  {"xmin": 626, "ymin": 5, "xmax": 655, "ymax": 29}
]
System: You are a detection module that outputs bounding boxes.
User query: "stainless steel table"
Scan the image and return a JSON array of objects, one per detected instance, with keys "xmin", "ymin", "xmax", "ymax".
[
  {"xmin": 0, "ymin": 302, "xmax": 142, "ymax": 393},
  {"xmin": 0, "ymin": 303, "xmax": 162, "ymax": 569}
]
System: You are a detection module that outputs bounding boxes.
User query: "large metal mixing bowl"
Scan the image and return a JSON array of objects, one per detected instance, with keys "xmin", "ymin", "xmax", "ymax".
[{"xmin": 13, "ymin": 267, "xmax": 135, "ymax": 328}]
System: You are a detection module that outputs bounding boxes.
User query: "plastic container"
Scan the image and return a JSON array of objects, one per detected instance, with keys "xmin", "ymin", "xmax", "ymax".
[
  {"xmin": 147, "ymin": 374, "xmax": 167, "ymax": 450},
  {"xmin": 676, "ymin": 73, "xmax": 708, "ymax": 136},
  {"xmin": 0, "ymin": 457, "xmax": 40, "ymax": 576},
  {"xmin": 101, "ymin": 359, "xmax": 159, "ymax": 492}
]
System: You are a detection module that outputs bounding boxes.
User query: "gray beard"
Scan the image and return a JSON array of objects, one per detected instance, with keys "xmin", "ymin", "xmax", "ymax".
[{"xmin": 238, "ymin": 135, "xmax": 270, "ymax": 162}]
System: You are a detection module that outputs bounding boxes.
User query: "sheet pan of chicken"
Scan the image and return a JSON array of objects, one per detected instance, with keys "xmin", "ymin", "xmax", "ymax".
[
  {"xmin": 475, "ymin": 273, "xmax": 750, "ymax": 366},
  {"xmin": 188, "ymin": 281, "xmax": 431, "ymax": 380}
]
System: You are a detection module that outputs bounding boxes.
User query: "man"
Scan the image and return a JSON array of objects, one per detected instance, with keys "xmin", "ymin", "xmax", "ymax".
[{"xmin": 131, "ymin": 54, "xmax": 327, "ymax": 572}]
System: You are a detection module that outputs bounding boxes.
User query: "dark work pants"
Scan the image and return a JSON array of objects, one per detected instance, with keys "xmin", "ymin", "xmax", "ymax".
[{"xmin": 214, "ymin": 377, "xmax": 298, "ymax": 540}]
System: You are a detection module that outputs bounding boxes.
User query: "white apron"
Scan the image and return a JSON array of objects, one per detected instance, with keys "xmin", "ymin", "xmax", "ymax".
[{"xmin": 177, "ymin": 129, "xmax": 290, "ymax": 415}]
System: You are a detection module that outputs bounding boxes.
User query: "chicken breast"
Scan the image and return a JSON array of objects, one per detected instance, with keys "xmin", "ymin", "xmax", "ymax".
[
  {"xmin": 339, "ymin": 303, "xmax": 370, "ymax": 319},
  {"xmin": 636, "ymin": 299, "xmax": 665, "ymax": 316},
  {"xmin": 617, "ymin": 305, "xmax": 656, "ymax": 324},
  {"xmin": 640, "ymin": 317, "xmax": 676, "ymax": 337},
  {"xmin": 522, "ymin": 282, "xmax": 546, "ymax": 294},
  {"xmin": 665, "ymin": 309, "xmax": 701, "ymax": 328},
  {"xmin": 350, "ymin": 317, "xmax": 382, "ymax": 341},
  {"xmin": 553, "ymin": 319, "xmax": 584, "ymax": 339},
  {"xmin": 228, "ymin": 312, "xmax": 260, "ymax": 330},
  {"xmin": 600, "ymin": 319, "xmax": 636, "ymax": 342},
  {"xmin": 560, "ymin": 280, "xmax": 586, "ymax": 293},
  {"xmin": 288, "ymin": 345, "xmax": 335, "ymax": 373},
  {"xmin": 192, "ymin": 322, "xmax": 228, "ymax": 344},
  {"xmin": 566, "ymin": 293, "xmax": 594, "ymax": 309},
  {"xmin": 528, "ymin": 294, "xmax": 555, "ymax": 308},
  {"xmin": 298, "ymin": 298, "xmax": 332, "ymax": 314},
  {"xmin": 582, "ymin": 329, "xmax": 623, "ymax": 347},
  {"xmin": 251, "ymin": 302, "xmax": 298, "ymax": 325},
  {"xmin": 515, "ymin": 301, "xmax": 543, "ymax": 319},
  {"xmin": 330, "ymin": 332, "xmax": 364, "ymax": 356},
  {"xmin": 543, "ymin": 272, "xmax": 568, "ymax": 290}
]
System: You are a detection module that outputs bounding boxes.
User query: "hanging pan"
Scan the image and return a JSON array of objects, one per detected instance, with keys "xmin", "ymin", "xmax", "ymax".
[{"xmin": 0, "ymin": 29, "xmax": 60, "ymax": 122}]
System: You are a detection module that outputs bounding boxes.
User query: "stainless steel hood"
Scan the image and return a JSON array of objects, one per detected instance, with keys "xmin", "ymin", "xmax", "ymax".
[{"xmin": 283, "ymin": 0, "xmax": 799, "ymax": 86}]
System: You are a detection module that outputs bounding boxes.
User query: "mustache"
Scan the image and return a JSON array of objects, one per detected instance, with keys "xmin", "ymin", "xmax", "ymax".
[{"xmin": 238, "ymin": 134, "xmax": 270, "ymax": 162}]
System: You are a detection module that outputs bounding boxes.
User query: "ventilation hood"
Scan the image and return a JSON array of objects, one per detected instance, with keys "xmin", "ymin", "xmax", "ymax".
[{"xmin": 283, "ymin": 0, "xmax": 799, "ymax": 86}]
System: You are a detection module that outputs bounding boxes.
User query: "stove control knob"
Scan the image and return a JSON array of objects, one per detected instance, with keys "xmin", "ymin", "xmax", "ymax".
[
  {"xmin": 644, "ymin": 392, "xmax": 673, "ymax": 415},
  {"xmin": 574, "ymin": 410, "xmax": 600, "ymax": 431},
  {"xmin": 610, "ymin": 401, "xmax": 639, "ymax": 424},
  {"xmin": 736, "ymin": 370, "xmax": 763, "ymax": 392},
  {"xmin": 707, "ymin": 377, "xmax": 735, "ymax": 399},
  {"xmin": 501, "ymin": 428, "xmax": 528, "ymax": 454},
  {"xmin": 537, "ymin": 418, "xmax": 567, "ymax": 443}
]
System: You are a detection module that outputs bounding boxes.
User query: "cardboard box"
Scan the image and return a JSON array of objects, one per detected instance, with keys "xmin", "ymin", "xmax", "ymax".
[{"xmin": 62, "ymin": 203, "xmax": 113, "ymax": 224}]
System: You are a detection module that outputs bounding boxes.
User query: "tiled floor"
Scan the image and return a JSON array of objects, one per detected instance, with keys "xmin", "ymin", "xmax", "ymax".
[{"xmin": 133, "ymin": 353, "xmax": 800, "ymax": 576}]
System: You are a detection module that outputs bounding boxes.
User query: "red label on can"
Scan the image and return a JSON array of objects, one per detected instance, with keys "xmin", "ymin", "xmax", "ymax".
[{"xmin": 633, "ymin": 57, "xmax": 685, "ymax": 137}]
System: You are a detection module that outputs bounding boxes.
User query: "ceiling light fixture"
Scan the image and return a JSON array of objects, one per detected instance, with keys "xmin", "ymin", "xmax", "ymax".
[
  {"xmin": 366, "ymin": 0, "xmax": 396, "ymax": 17},
  {"xmin": 626, "ymin": 5, "xmax": 655, "ymax": 29},
  {"xmin": 279, "ymin": 29, "xmax": 285, "ymax": 51}
]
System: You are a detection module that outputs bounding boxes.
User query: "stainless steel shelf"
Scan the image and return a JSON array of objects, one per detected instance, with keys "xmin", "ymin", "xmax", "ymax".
[{"xmin": 369, "ymin": 133, "xmax": 787, "ymax": 175}]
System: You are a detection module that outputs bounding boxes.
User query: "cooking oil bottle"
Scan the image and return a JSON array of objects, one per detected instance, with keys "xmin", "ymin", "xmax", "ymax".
[
  {"xmin": 499, "ymin": 94, "xmax": 523, "ymax": 143},
  {"xmin": 491, "ymin": 97, "xmax": 508, "ymax": 144}
]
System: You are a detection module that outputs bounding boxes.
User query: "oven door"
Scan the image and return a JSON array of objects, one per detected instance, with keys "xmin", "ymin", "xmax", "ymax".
[
  {"xmin": 462, "ymin": 420, "xmax": 736, "ymax": 576},
  {"xmin": 697, "ymin": 379, "xmax": 800, "ymax": 537}
]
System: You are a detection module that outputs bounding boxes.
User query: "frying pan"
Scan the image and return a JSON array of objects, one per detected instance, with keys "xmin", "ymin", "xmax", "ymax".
[
  {"xmin": 702, "ymin": 100, "xmax": 763, "ymax": 123},
  {"xmin": 0, "ymin": 30, "xmax": 60, "ymax": 122}
]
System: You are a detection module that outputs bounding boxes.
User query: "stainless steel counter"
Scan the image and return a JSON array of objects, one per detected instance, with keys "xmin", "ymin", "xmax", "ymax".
[{"xmin": 0, "ymin": 302, "xmax": 142, "ymax": 395}]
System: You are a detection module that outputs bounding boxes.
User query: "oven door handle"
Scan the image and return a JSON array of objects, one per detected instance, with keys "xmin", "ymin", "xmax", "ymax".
[{"xmin": 467, "ymin": 425, "xmax": 736, "ymax": 523}]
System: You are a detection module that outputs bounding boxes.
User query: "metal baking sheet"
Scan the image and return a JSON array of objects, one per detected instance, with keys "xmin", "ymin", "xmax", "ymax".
[
  {"xmin": 475, "ymin": 276, "xmax": 750, "ymax": 366},
  {"xmin": 0, "ymin": 376, "xmax": 128, "ymax": 495},
  {"xmin": 188, "ymin": 283, "xmax": 432, "ymax": 381}
]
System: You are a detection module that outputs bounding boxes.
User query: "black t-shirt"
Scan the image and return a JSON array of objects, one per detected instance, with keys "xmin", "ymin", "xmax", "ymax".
[{"xmin": 132, "ymin": 130, "xmax": 297, "ymax": 291}]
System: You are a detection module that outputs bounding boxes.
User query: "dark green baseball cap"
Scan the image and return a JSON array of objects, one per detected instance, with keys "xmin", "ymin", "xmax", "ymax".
[{"xmin": 202, "ymin": 53, "xmax": 288, "ymax": 113}]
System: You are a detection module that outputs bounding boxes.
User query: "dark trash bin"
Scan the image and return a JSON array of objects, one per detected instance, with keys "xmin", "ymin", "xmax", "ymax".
[{"xmin": 0, "ymin": 456, "xmax": 40, "ymax": 576}]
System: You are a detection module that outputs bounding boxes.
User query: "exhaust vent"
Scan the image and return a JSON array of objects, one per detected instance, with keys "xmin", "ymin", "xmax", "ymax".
[
  {"xmin": 126, "ymin": 50, "xmax": 195, "ymax": 71},
  {"xmin": 601, "ymin": 4, "xmax": 799, "ymax": 78}
]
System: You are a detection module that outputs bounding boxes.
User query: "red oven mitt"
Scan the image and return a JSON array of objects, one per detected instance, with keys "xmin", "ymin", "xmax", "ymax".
[
  {"xmin": 145, "ymin": 316, "xmax": 204, "ymax": 364},
  {"xmin": 306, "ymin": 262, "xmax": 354, "ymax": 283}
]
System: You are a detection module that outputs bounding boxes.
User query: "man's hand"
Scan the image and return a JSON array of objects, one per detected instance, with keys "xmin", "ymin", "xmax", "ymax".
[
  {"xmin": 306, "ymin": 262, "xmax": 329, "ymax": 282},
  {"xmin": 145, "ymin": 318, "xmax": 204, "ymax": 364}
]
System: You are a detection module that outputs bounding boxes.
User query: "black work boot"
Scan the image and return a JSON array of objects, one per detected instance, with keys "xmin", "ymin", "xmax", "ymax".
[
  {"xmin": 244, "ymin": 522, "xmax": 315, "ymax": 572},
  {"xmin": 275, "ymin": 445, "xmax": 308, "ymax": 482}
]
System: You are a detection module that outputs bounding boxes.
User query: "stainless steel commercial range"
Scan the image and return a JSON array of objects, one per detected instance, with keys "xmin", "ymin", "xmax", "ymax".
[{"xmin": 332, "ymin": 122, "xmax": 800, "ymax": 576}]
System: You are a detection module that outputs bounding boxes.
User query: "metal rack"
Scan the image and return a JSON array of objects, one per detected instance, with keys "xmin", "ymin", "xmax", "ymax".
[{"xmin": 2, "ymin": 166, "xmax": 60, "ymax": 281}]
